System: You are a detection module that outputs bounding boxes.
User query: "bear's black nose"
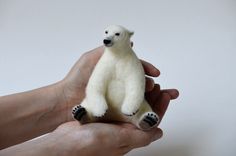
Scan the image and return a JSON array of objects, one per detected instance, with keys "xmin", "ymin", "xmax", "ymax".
[{"xmin": 103, "ymin": 39, "xmax": 111, "ymax": 45}]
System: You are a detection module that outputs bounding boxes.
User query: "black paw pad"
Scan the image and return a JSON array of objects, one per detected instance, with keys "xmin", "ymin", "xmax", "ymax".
[
  {"xmin": 143, "ymin": 113, "xmax": 159, "ymax": 127},
  {"xmin": 72, "ymin": 105, "xmax": 87, "ymax": 121}
]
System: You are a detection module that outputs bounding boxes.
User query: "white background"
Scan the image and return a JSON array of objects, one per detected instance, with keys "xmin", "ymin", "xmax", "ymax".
[{"xmin": 0, "ymin": 0, "xmax": 236, "ymax": 156}]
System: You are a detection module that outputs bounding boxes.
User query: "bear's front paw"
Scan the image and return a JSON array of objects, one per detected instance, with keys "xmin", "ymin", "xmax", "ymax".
[
  {"xmin": 87, "ymin": 96, "xmax": 108, "ymax": 117},
  {"xmin": 121, "ymin": 104, "xmax": 139, "ymax": 116},
  {"xmin": 90, "ymin": 103, "xmax": 108, "ymax": 117}
]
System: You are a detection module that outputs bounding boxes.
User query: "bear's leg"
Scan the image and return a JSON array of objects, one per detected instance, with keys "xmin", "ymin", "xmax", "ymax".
[
  {"xmin": 86, "ymin": 93, "xmax": 108, "ymax": 117},
  {"xmin": 72, "ymin": 100, "xmax": 98, "ymax": 124},
  {"xmin": 131, "ymin": 100, "xmax": 160, "ymax": 130}
]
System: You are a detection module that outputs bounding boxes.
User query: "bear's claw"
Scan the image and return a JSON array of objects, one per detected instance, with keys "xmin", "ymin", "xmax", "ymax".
[
  {"xmin": 124, "ymin": 109, "xmax": 139, "ymax": 116},
  {"xmin": 94, "ymin": 110, "xmax": 107, "ymax": 118},
  {"xmin": 72, "ymin": 105, "xmax": 87, "ymax": 121}
]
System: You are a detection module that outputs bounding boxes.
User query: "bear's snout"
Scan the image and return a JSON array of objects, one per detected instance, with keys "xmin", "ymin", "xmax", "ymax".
[
  {"xmin": 103, "ymin": 39, "xmax": 111, "ymax": 44},
  {"xmin": 103, "ymin": 39, "xmax": 113, "ymax": 47}
]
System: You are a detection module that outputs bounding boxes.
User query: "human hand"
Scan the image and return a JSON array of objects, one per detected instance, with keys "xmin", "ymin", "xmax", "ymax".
[
  {"xmin": 51, "ymin": 121, "xmax": 162, "ymax": 156},
  {"xmin": 51, "ymin": 86, "xmax": 178, "ymax": 156},
  {"xmin": 138, "ymin": 59, "xmax": 179, "ymax": 123},
  {"xmin": 142, "ymin": 59, "xmax": 179, "ymax": 123}
]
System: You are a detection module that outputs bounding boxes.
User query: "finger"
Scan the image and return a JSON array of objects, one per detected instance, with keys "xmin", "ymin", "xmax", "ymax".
[
  {"xmin": 162, "ymin": 89, "xmax": 179, "ymax": 100},
  {"xmin": 145, "ymin": 84, "xmax": 161, "ymax": 107},
  {"xmin": 88, "ymin": 46, "xmax": 104, "ymax": 59},
  {"xmin": 154, "ymin": 93, "xmax": 171, "ymax": 124},
  {"xmin": 145, "ymin": 77, "xmax": 155, "ymax": 92},
  {"xmin": 141, "ymin": 60, "xmax": 160, "ymax": 77},
  {"xmin": 126, "ymin": 128, "xmax": 163, "ymax": 149}
]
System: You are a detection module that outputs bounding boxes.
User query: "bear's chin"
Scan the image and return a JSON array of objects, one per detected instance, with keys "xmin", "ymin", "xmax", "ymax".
[{"xmin": 104, "ymin": 43, "xmax": 113, "ymax": 47}]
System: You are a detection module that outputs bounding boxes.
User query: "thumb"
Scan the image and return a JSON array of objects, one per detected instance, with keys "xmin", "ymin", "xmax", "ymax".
[{"xmin": 128, "ymin": 128, "xmax": 163, "ymax": 149}]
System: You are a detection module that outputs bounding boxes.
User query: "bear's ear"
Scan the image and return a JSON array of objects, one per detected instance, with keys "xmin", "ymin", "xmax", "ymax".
[{"xmin": 128, "ymin": 31, "xmax": 134, "ymax": 37}]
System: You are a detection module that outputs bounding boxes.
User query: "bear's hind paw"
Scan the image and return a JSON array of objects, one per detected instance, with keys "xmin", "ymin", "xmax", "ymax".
[
  {"xmin": 138, "ymin": 112, "xmax": 160, "ymax": 130},
  {"xmin": 72, "ymin": 105, "xmax": 87, "ymax": 121}
]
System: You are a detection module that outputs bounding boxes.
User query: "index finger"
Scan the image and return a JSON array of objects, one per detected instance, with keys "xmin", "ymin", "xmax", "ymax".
[
  {"xmin": 141, "ymin": 60, "xmax": 160, "ymax": 77},
  {"xmin": 162, "ymin": 89, "xmax": 179, "ymax": 100}
]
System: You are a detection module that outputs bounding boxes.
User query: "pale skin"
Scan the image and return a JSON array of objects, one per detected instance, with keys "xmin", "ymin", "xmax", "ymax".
[{"xmin": 0, "ymin": 46, "xmax": 179, "ymax": 156}]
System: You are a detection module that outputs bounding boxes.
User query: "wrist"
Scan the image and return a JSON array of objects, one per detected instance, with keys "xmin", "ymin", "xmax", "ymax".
[
  {"xmin": 50, "ymin": 125, "xmax": 94, "ymax": 156},
  {"xmin": 44, "ymin": 81, "xmax": 74, "ymax": 123},
  {"xmin": 55, "ymin": 78, "xmax": 86, "ymax": 122},
  {"xmin": 31, "ymin": 82, "xmax": 73, "ymax": 133},
  {"xmin": 0, "ymin": 134, "xmax": 56, "ymax": 156}
]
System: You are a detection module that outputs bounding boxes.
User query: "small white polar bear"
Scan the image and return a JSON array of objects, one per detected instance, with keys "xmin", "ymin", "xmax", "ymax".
[{"xmin": 72, "ymin": 25, "xmax": 160, "ymax": 130}]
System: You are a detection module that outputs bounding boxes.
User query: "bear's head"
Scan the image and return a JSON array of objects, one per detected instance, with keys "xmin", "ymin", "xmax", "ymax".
[{"xmin": 103, "ymin": 25, "xmax": 134, "ymax": 49}]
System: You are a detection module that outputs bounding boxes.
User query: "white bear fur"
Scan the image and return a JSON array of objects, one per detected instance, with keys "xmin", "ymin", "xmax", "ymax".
[{"xmin": 74, "ymin": 25, "xmax": 159, "ymax": 130}]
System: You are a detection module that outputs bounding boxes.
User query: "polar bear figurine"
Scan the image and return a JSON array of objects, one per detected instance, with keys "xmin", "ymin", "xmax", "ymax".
[{"xmin": 72, "ymin": 25, "xmax": 160, "ymax": 130}]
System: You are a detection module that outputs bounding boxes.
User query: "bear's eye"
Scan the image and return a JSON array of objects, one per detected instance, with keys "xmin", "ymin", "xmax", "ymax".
[
  {"xmin": 115, "ymin": 33, "xmax": 120, "ymax": 36},
  {"xmin": 105, "ymin": 31, "xmax": 108, "ymax": 34}
]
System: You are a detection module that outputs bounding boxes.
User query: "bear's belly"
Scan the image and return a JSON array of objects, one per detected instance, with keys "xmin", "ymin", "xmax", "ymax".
[
  {"xmin": 106, "ymin": 80, "xmax": 125, "ymax": 110},
  {"xmin": 103, "ymin": 79, "xmax": 129, "ymax": 121}
]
